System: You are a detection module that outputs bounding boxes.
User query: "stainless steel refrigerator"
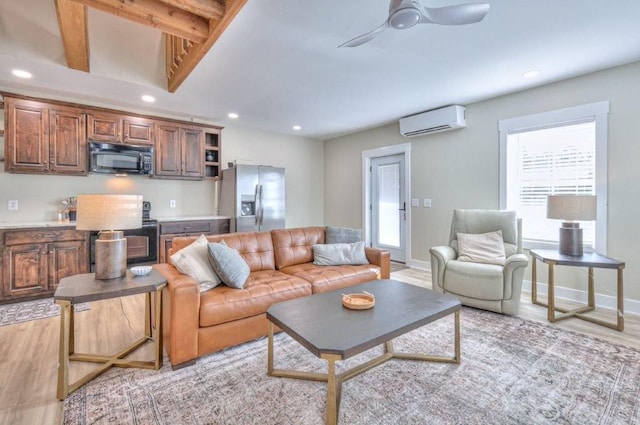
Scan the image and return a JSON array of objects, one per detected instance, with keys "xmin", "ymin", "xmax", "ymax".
[{"xmin": 219, "ymin": 165, "xmax": 285, "ymax": 232}]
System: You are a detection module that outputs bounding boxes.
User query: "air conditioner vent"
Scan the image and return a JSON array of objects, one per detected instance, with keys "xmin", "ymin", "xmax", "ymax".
[{"xmin": 399, "ymin": 105, "xmax": 466, "ymax": 138}]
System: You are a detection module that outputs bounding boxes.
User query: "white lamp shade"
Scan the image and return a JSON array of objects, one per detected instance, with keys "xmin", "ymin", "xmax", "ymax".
[
  {"xmin": 76, "ymin": 194, "xmax": 143, "ymax": 231},
  {"xmin": 547, "ymin": 195, "xmax": 597, "ymax": 221}
]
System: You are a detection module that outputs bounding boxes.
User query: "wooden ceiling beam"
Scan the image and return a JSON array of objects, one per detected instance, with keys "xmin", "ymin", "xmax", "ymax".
[
  {"xmin": 71, "ymin": 0, "xmax": 209, "ymax": 43},
  {"xmin": 155, "ymin": 0, "xmax": 224, "ymax": 21},
  {"xmin": 55, "ymin": 0, "xmax": 90, "ymax": 72},
  {"xmin": 168, "ymin": 0, "xmax": 248, "ymax": 92}
]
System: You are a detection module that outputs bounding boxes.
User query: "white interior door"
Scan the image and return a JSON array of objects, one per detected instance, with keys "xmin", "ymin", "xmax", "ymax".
[{"xmin": 371, "ymin": 154, "xmax": 406, "ymax": 262}]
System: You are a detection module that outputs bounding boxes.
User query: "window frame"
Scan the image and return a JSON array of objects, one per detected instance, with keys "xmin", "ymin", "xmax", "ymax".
[{"xmin": 499, "ymin": 101, "xmax": 609, "ymax": 254}]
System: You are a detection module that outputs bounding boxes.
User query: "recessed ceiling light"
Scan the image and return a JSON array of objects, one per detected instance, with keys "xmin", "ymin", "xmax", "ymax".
[
  {"xmin": 292, "ymin": 125, "xmax": 302, "ymax": 131},
  {"xmin": 12, "ymin": 69, "xmax": 32, "ymax": 79},
  {"xmin": 141, "ymin": 95, "xmax": 156, "ymax": 103},
  {"xmin": 228, "ymin": 113, "xmax": 239, "ymax": 119},
  {"xmin": 522, "ymin": 70, "xmax": 541, "ymax": 79}
]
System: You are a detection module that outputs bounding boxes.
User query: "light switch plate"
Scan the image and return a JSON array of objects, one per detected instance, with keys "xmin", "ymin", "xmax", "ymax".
[
  {"xmin": 169, "ymin": 200, "xmax": 176, "ymax": 208},
  {"xmin": 423, "ymin": 199, "xmax": 432, "ymax": 208},
  {"xmin": 411, "ymin": 198, "xmax": 419, "ymax": 207},
  {"xmin": 8, "ymin": 200, "xmax": 18, "ymax": 210}
]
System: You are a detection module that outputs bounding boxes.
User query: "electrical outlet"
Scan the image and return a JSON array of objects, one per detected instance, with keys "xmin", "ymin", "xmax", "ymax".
[
  {"xmin": 170, "ymin": 200, "xmax": 176, "ymax": 208},
  {"xmin": 7, "ymin": 200, "xmax": 18, "ymax": 210},
  {"xmin": 423, "ymin": 199, "xmax": 432, "ymax": 208}
]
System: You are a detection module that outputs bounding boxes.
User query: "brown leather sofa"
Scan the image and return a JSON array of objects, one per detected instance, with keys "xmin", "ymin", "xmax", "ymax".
[{"xmin": 154, "ymin": 226, "xmax": 390, "ymax": 368}]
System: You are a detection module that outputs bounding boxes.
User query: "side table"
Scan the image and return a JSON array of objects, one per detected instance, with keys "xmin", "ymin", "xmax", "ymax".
[
  {"xmin": 54, "ymin": 269, "xmax": 167, "ymax": 400},
  {"xmin": 530, "ymin": 249, "xmax": 625, "ymax": 331}
]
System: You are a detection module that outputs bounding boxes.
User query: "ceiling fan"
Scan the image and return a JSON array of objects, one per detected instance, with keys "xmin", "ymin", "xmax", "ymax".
[{"xmin": 339, "ymin": 0, "xmax": 490, "ymax": 48}]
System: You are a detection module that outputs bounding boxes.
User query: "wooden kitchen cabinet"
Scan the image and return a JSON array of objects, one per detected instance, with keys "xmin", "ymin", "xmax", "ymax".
[
  {"xmin": 87, "ymin": 111, "xmax": 122, "ymax": 142},
  {"xmin": 0, "ymin": 228, "xmax": 89, "ymax": 302},
  {"xmin": 123, "ymin": 117, "xmax": 154, "ymax": 145},
  {"xmin": 4, "ymin": 98, "xmax": 87, "ymax": 175},
  {"xmin": 158, "ymin": 218, "xmax": 230, "ymax": 263},
  {"xmin": 154, "ymin": 122, "xmax": 204, "ymax": 180}
]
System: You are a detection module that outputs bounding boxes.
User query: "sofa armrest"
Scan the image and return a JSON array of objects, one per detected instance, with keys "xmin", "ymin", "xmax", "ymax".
[
  {"xmin": 153, "ymin": 263, "xmax": 200, "ymax": 368},
  {"xmin": 365, "ymin": 247, "xmax": 391, "ymax": 279},
  {"xmin": 429, "ymin": 245, "xmax": 456, "ymax": 293}
]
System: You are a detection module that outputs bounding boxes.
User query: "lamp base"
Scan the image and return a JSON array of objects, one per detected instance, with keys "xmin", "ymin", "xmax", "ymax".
[
  {"xmin": 558, "ymin": 222, "xmax": 583, "ymax": 257},
  {"xmin": 95, "ymin": 231, "xmax": 127, "ymax": 280}
]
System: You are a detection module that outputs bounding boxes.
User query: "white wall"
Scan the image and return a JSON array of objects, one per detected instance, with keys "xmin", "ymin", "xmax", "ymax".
[
  {"xmin": 0, "ymin": 113, "xmax": 324, "ymax": 228},
  {"xmin": 324, "ymin": 61, "xmax": 640, "ymax": 305}
]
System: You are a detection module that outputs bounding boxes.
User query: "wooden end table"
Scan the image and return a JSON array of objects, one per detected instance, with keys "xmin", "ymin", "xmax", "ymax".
[
  {"xmin": 530, "ymin": 249, "xmax": 625, "ymax": 331},
  {"xmin": 266, "ymin": 279, "xmax": 461, "ymax": 425},
  {"xmin": 54, "ymin": 269, "xmax": 166, "ymax": 400}
]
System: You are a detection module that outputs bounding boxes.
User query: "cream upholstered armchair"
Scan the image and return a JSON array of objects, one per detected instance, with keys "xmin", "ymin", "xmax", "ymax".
[{"xmin": 429, "ymin": 209, "xmax": 529, "ymax": 315}]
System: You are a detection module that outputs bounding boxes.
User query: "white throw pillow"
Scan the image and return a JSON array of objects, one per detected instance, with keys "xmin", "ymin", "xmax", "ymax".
[
  {"xmin": 170, "ymin": 234, "xmax": 221, "ymax": 291},
  {"xmin": 313, "ymin": 242, "xmax": 369, "ymax": 266},
  {"xmin": 456, "ymin": 230, "xmax": 506, "ymax": 265}
]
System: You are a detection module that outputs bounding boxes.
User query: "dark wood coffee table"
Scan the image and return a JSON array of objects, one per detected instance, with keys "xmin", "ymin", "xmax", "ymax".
[{"xmin": 266, "ymin": 279, "xmax": 461, "ymax": 425}]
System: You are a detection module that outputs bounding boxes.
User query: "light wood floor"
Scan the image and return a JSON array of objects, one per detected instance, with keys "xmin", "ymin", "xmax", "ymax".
[{"xmin": 1, "ymin": 268, "xmax": 638, "ymax": 425}]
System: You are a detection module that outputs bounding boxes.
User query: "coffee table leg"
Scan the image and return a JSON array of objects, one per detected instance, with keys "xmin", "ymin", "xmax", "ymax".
[
  {"xmin": 267, "ymin": 322, "xmax": 274, "ymax": 376},
  {"xmin": 323, "ymin": 354, "xmax": 342, "ymax": 425}
]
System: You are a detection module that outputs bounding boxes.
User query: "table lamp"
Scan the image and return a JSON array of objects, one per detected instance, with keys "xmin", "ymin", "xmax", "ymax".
[
  {"xmin": 76, "ymin": 194, "xmax": 142, "ymax": 279},
  {"xmin": 546, "ymin": 195, "xmax": 597, "ymax": 256}
]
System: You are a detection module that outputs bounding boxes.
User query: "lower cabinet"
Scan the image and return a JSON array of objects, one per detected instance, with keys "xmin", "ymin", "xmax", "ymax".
[
  {"xmin": 0, "ymin": 228, "xmax": 89, "ymax": 302},
  {"xmin": 158, "ymin": 218, "xmax": 230, "ymax": 263}
]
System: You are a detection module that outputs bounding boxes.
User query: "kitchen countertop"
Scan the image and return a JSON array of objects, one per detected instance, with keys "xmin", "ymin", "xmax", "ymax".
[
  {"xmin": 155, "ymin": 216, "xmax": 229, "ymax": 222},
  {"xmin": 0, "ymin": 221, "xmax": 79, "ymax": 230},
  {"xmin": 0, "ymin": 216, "xmax": 230, "ymax": 230}
]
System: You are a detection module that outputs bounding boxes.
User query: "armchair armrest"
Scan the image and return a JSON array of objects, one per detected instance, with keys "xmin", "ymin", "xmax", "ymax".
[
  {"xmin": 502, "ymin": 253, "xmax": 529, "ymax": 303},
  {"xmin": 429, "ymin": 245, "xmax": 456, "ymax": 293},
  {"xmin": 365, "ymin": 247, "xmax": 391, "ymax": 279},
  {"xmin": 153, "ymin": 263, "xmax": 200, "ymax": 368}
]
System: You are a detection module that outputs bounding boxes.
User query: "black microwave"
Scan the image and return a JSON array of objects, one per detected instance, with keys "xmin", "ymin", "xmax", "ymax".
[{"xmin": 89, "ymin": 142, "xmax": 153, "ymax": 175}]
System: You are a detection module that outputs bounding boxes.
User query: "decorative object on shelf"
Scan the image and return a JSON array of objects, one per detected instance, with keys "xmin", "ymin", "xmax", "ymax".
[
  {"xmin": 61, "ymin": 197, "xmax": 78, "ymax": 221},
  {"xmin": 76, "ymin": 194, "xmax": 143, "ymax": 280},
  {"xmin": 130, "ymin": 266, "xmax": 152, "ymax": 276},
  {"xmin": 342, "ymin": 291, "xmax": 375, "ymax": 310},
  {"xmin": 206, "ymin": 151, "xmax": 214, "ymax": 162},
  {"xmin": 546, "ymin": 195, "xmax": 597, "ymax": 256}
]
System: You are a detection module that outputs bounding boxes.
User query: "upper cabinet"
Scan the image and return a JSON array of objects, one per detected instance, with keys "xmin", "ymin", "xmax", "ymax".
[
  {"xmin": 2, "ymin": 93, "xmax": 222, "ymax": 180},
  {"xmin": 4, "ymin": 97, "xmax": 87, "ymax": 176},
  {"xmin": 154, "ymin": 123, "xmax": 204, "ymax": 180},
  {"xmin": 88, "ymin": 112, "xmax": 153, "ymax": 146}
]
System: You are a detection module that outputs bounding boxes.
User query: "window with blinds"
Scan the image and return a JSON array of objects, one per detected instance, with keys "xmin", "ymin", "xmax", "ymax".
[
  {"xmin": 505, "ymin": 121, "xmax": 596, "ymax": 246},
  {"xmin": 499, "ymin": 101, "xmax": 609, "ymax": 253}
]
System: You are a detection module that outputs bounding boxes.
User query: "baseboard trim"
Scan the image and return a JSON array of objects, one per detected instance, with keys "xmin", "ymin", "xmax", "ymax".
[{"xmin": 407, "ymin": 259, "xmax": 430, "ymax": 271}]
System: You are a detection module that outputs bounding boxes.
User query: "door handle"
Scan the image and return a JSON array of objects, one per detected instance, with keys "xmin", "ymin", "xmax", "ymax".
[{"xmin": 398, "ymin": 202, "xmax": 406, "ymax": 211}]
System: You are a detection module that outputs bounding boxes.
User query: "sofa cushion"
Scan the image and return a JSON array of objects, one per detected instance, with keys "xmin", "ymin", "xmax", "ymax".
[
  {"xmin": 170, "ymin": 234, "xmax": 221, "ymax": 291},
  {"xmin": 272, "ymin": 227, "xmax": 325, "ymax": 269},
  {"xmin": 456, "ymin": 230, "xmax": 506, "ymax": 265},
  {"xmin": 199, "ymin": 270, "xmax": 312, "ymax": 327},
  {"xmin": 208, "ymin": 241, "xmax": 251, "ymax": 289},
  {"xmin": 325, "ymin": 225, "xmax": 363, "ymax": 243},
  {"xmin": 206, "ymin": 232, "xmax": 276, "ymax": 272},
  {"xmin": 313, "ymin": 242, "xmax": 368, "ymax": 266},
  {"xmin": 280, "ymin": 262, "xmax": 381, "ymax": 294}
]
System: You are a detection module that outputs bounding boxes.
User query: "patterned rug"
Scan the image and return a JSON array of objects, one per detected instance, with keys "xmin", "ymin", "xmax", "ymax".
[
  {"xmin": 390, "ymin": 261, "xmax": 409, "ymax": 272},
  {"xmin": 63, "ymin": 307, "xmax": 639, "ymax": 424},
  {"xmin": 0, "ymin": 298, "xmax": 89, "ymax": 327}
]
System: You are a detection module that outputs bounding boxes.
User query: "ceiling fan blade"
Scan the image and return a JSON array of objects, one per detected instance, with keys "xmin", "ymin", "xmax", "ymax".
[
  {"xmin": 420, "ymin": 3, "xmax": 490, "ymax": 25},
  {"xmin": 338, "ymin": 21, "xmax": 390, "ymax": 48}
]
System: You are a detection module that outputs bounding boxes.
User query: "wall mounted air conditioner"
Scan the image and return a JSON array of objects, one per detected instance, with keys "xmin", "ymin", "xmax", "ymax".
[{"xmin": 399, "ymin": 105, "xmax": 466, "ymax": 138}]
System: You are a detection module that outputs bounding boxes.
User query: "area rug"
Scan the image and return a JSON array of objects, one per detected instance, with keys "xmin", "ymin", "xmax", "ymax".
[
  {"xmin": 390, "ymin": 261, "xmax": 410, "ymax": 272},
  {"xmin": 63, "ymin": 308, "xmax": 640, "ymax": 425},
  {"xmin": 0, "ymin": 298, "xmax": 89, "ymax": 327}
]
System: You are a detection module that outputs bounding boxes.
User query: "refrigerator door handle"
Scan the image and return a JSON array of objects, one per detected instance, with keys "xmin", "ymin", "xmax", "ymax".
[
  {"xmin": 254, "ymin": 184, "xmax": 260, "ymax": 226},
  {"xmin": 257, "ymin": 184, "xmax": 264, "ymax": 225}
]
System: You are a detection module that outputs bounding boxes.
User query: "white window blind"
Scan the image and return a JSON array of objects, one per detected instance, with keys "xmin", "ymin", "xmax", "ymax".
[
  {"xmin": 505, "ymin": 121, "xmax": 596, "ymax": 246},
  {"xmin": 499, "ymin": 101, "xmax": 609, "ymax": 253}
]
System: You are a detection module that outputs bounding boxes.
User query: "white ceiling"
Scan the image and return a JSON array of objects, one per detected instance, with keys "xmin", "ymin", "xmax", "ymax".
[{"xmin": 1, "ymin": 0, "xmax": 640, "ymax": 140}]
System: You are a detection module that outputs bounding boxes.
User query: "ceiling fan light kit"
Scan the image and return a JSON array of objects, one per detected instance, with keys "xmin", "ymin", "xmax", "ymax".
[{"xmin": 339, "ymin": 0, "xmax": 490, "ymax": 48}]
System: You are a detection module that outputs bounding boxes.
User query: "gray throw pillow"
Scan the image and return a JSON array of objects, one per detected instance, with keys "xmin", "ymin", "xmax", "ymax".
[
  {"xmin": 313, "ymin": 241, "xmax": 369, "ymax": 266},
  {"xmin": 207, "ymin": 241, "xmax": 250, "ymax": 289},
  {"xmin": 325, "ymin": 225, "xmax": 363, "ymax": 244}
]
